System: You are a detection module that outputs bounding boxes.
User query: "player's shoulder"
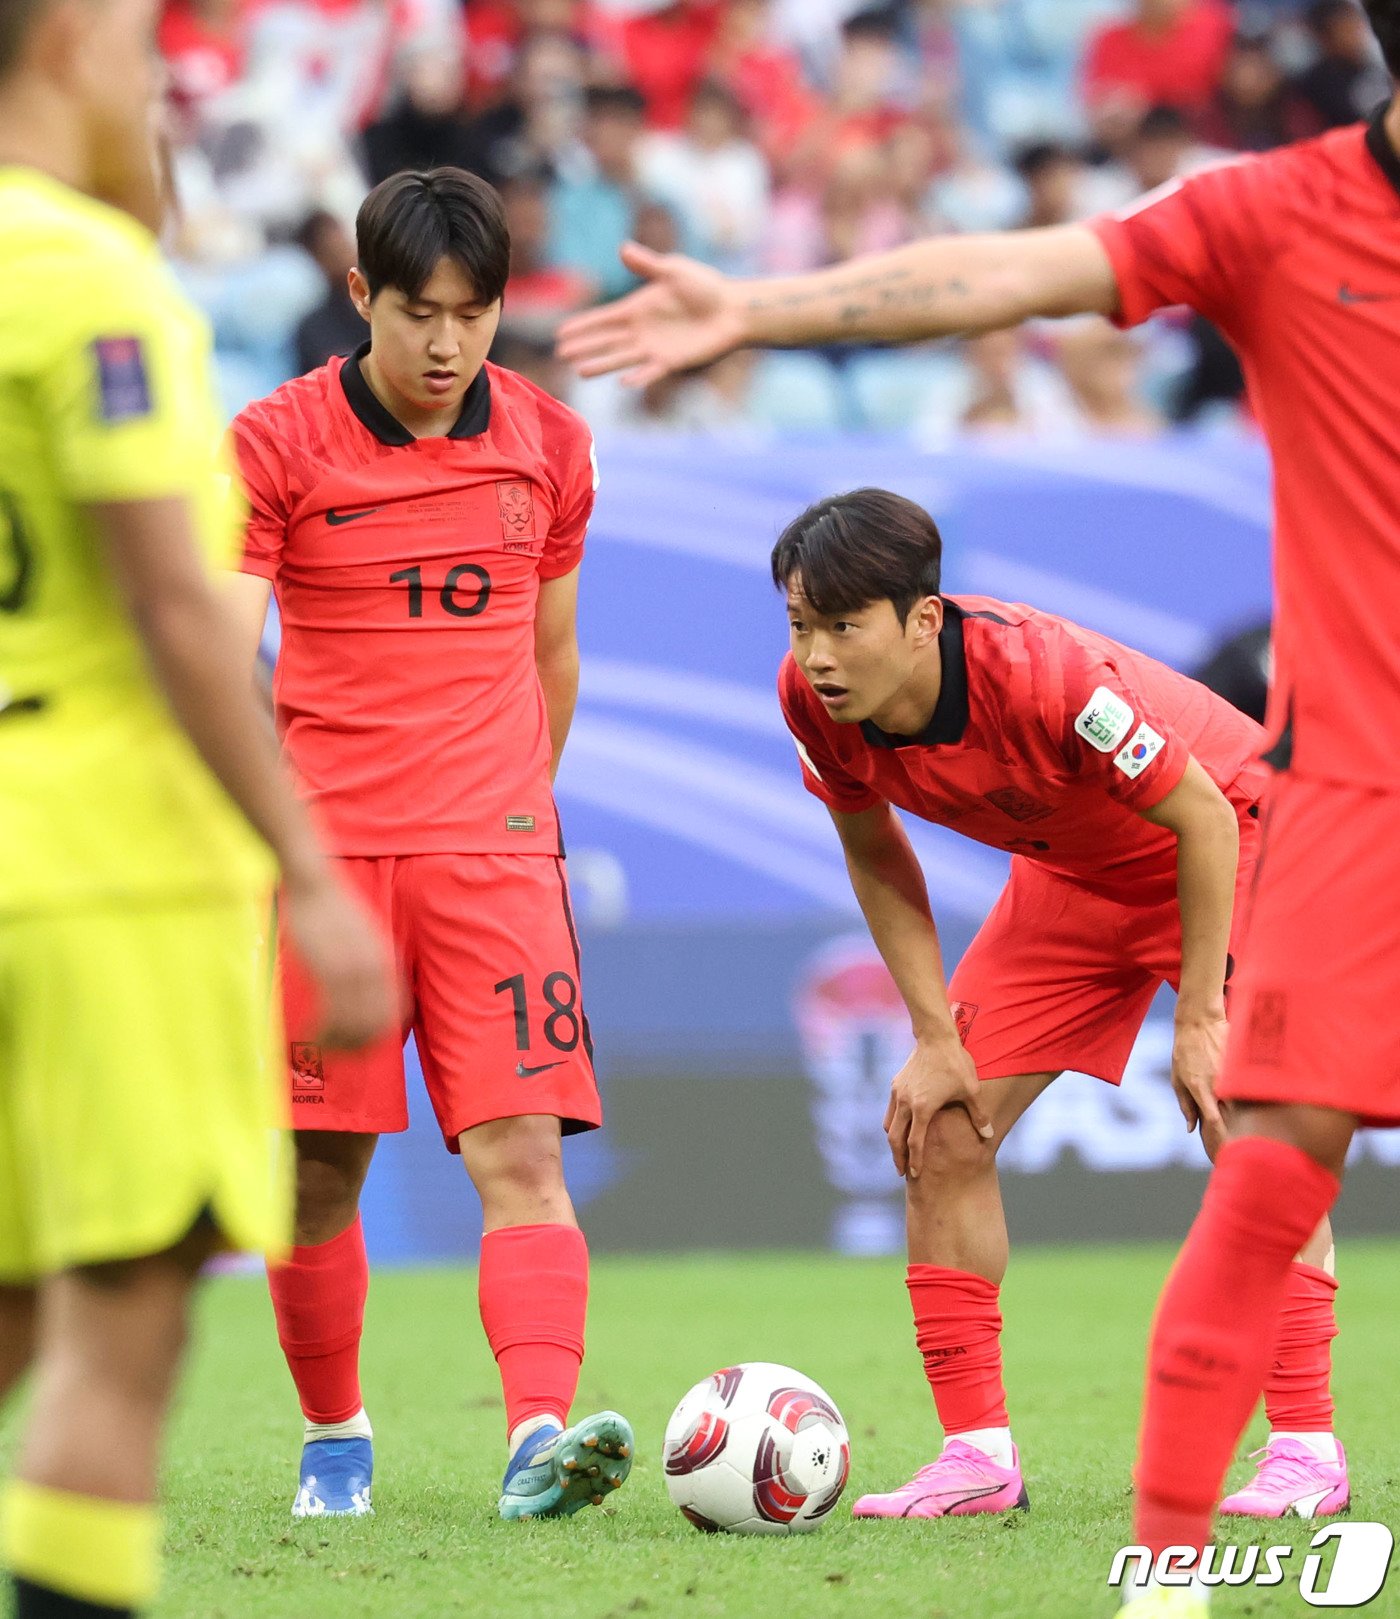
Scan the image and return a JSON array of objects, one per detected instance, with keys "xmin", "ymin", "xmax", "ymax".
[
  {"xmin": 232, "ymin": 360, "xmax": 342, "ymax": 450},
  {"xmin": 487, "ymin": 363, "xmax": 595, "ymax": 471},
  {"xmin": 0, "ymin": 173, "xmax": 179, "ymax": 339}
]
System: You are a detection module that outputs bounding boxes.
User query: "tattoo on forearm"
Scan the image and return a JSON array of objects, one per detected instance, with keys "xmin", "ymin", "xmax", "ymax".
[{"xmin": 749, "ymin": 269, "xmax": 974, "ymax": 330}]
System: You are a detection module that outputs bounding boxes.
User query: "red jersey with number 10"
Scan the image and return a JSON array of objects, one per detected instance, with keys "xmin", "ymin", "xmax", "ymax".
[
  {"xmin": 1091, "ymin": 113, "xmax": 1400, "ymax": 790},
  {"xmin": 232, "ymin": 348, "xmax": 596, "ymax": 856}
]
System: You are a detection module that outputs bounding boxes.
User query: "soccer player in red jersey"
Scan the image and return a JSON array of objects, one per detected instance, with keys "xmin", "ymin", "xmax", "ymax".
[
  {"xmin": 228, "ymin": 168, "xmax": 633, "ymax": 1522},
  {"xmin": 770, "ymin": 489, "xmax": 1340, "ymax": 1526},
  {"xmin": 559, "ymin": 7, "xmax": 1400, "ymax": 1584}
]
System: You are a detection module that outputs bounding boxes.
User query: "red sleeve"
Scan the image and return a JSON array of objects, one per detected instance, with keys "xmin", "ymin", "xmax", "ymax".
[
  {"xmin": 540, "ymin": 420, "xmax": 596, "ymax": 581},
  {"xmin": 1089, "ymin": 154, "xmax": 1289, "ymax": 337},
  {"xmin": 229, "ymin": 408, "xmax": 291, "ymax": 582},
  {"xmin": 1042, "ymin": 634, "xmax": 1190, "ymax": 815},
  {"xmin": 777, "ymin": 660, "xmax": 882, "ymax": 814}
]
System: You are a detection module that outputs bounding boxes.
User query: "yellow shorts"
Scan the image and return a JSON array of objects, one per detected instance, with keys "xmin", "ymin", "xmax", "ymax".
[{"xmin": 0, "ymin": 895, "xmax": 290, "ymax": 1280}]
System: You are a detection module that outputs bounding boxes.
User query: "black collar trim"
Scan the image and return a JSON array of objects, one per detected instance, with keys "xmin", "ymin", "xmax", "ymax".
[
  {"xmin": 1365, "ymin": 104, "xmax": 1400, "ymax": 204},
  {"xmin": 339, "ymin": 341, "xmax": 492, "ymax": 444},
  {"xmin": 860, "ymin": 601, "xmax": 971, "ymax": 750}
]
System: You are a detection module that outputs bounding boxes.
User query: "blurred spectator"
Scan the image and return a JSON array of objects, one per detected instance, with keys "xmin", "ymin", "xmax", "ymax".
[
  {"xmin": 1083, "ymin": 0, "xmax": 1235, "ymax": 146},
  {"xmin": 600, "ymin": 0, "xmax": 727, "ymax": 131},
  {"xmin": 708, "ymin": 0, "xmax": 821, "ymax": 169},
  {"xmin": 924, "ymin": 117, "xmax": 1024, "ymax": 234},
  {"xmin": 1171, "ymin": 314, "xmax": 1248, "ymax": 426},
  {"xmin": 1055, "ymin": 318, "xmax": 1164, "ymax": 435},
  {"xmin": 489, "ymin": 331, "xmax": 575, "ymax": 401},
  {"xmin": 361, "ymin": 45, "xmax": 477, "ymax": 185},
  {"xmin": 1198, "ymin": 31, "xmax": 1305, "ymax": 151},
  {"xmin": 292, "ymin": 209, "xmax": 363, "ymax": 374},
  {"xmin": 462, "ymin": 0, "xmax": 587, "ymax": 108},
  {"xmin": 1291, "ymin": 0, "xmax": 1389, "ymax": 131},
  {"xmin": 638, "ymin": 78, "xmax": 769, "ymax": 270},
  {"xmin": 550, "ymin": 84, "xmax": 665, "ymax": 300},
  {"xmin": 498, "ymin": 170, "xmax": 592, "ymax": 341},
  {"xmin": 815, "ymin": 8, "xmax": 913, "ymax": 162},
  {"xmin": 159, "ymin": 0, "xmax": 249, "ymax": 117},
  {"xmin": 461, "ymin": 28, "xmax": 590, "ymax": 186},
  {"xmin": 1119, "ymin": 104, "xmax": 1223, "ymax": 197},
  {"xmin": 952, "ymin": 328, "xmax": 1074, "ymax": 437},
  {"xmin": 1014, "ymin": 141, "xmax": 1085, "ymax": 229}
]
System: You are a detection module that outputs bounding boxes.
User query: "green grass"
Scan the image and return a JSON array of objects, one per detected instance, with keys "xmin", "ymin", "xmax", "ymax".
[{"xmin": 115, "ymin": 1242, "xmax": 1400, "ymax": 1616}]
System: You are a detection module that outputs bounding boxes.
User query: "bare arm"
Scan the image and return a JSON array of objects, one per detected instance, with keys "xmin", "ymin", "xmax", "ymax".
[
  {"xmin": 534, "ymin": 565, "xmax": 581, "ymax": 782},
  {"xmin": 94, "ymin": 496, "xmax": 395, "ymax": 1048},
  {"xmin": 1139, "ymin": 756, "xmax": 1240, "ymax": 1151},
  {"xmin": 558, "ymin": 228, "xmax": 1120, "ymax": 385},
  {"xmin": 223, "ymin": 569, "xmax": 274, "ymax": 682},
  {"xmin": 832, "ymin": 803, "xmax": 994, "ymax": 1173}
]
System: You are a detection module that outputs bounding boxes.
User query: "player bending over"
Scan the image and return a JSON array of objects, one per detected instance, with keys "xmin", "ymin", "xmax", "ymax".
[
  {"xmin": 772, "ymin": 490, "xmax": 1343, "ymax": 1525},
  {"xmin": 0, "ymin": 0, "xmax": 395, "ymax": 1610},
  {"xmin": 228, "ymin": 166, "xmax": 631, "ymax": 1523},
  {"xmin": 561, "ymin": 13, "xmax": 1400, "ymax": 1600}
]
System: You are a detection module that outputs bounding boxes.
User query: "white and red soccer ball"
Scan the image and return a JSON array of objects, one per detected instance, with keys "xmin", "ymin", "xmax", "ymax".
[{"xmin": 663, "ymin": 1362, "xmax": 851, "ymax": 1534}]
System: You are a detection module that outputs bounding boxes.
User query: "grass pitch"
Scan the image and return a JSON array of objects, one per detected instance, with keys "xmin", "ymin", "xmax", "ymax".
[{"xmin": 122, "ymin": 1242, "xmax": 1400, "ymax": 1616}]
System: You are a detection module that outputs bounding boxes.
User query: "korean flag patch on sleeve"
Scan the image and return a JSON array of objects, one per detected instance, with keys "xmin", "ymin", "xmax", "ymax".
[
  {"xmin": 1114, "ymin": 722, "xmax": 1166, "ymax": 779},
  {"xmin": 1074, "ymin": 687, "xmax": 1135, "ymax": 754}
]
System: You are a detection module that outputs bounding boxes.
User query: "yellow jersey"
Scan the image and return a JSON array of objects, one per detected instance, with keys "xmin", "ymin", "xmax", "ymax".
[{"xmin": 0, "ymin": 168, "xmax": 272, "ymax": 914}]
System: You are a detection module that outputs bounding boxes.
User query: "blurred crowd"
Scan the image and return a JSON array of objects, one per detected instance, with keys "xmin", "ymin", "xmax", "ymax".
[{"xmin": 161, "ymin": 0, "xmax": 1390, "ymax": 435}]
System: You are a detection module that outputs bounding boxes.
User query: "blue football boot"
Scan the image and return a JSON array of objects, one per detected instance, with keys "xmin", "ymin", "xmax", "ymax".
[
  {"xmin": 497, "ymin": 1412, "xmax": 634, "ymax": 1520},
  {"xmin": 292, "ymin": 1435, "xmax": 374, "ymax": 1517}
]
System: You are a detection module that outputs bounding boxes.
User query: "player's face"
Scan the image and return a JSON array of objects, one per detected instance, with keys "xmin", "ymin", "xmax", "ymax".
[
  {"xmin": 76, "ymin": 0, "xmax": 165, "ymax": 230},
  {"xmin": 354, "ymin": 256, "xmax": 502, "ymax": 419},
  {"xmin": 787, "ymin": 587, "xmax": 931, "ymax": 723}
]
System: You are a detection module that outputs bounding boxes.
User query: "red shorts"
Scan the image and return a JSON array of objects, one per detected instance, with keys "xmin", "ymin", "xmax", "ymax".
[
  {"xmin": 948, "ymin": 800, "xmax": 1261, "ymax": 1085},
  {"xmin": 279, "ymin": 853, "xmax": 600, "ymax": 1149},
  {"xmin": 1220, "ymin": 775, "xmax": 1400, "ymax": 1128}
]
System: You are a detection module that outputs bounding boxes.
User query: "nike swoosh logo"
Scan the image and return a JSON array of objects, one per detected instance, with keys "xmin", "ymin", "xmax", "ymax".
[
  {"xmin": 516, "ymin": 1059, "xmax": 565, "ymax": 1078},
  {"xmin": 1337, "ymin": 283, "xmax": 1397, "ymax": 305},
  {"xmin": 325, "ymin": 507, "xmax": 382, "ymax": 525}
]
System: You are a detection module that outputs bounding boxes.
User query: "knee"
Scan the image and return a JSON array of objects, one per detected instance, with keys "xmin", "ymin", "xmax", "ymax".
[
  {"xmin": 912, "ymin": 1110, "xmax": 999, "ymax": 1187},
  {"xmin": 462, "ymin": 1118, "xmax": 567, "ymax": 1214},
  {"xmin": 294, "ymin": 1154, "xmax": 365, "ymax": 1244}
]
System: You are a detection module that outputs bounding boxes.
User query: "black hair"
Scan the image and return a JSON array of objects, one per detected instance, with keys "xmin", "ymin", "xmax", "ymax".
[
  {"xmin": 583, "ymin": 84, "xmax": 647, "ymax": 120},
  {"xmin": 1361, "ymin": 0, "xmax": 1400, "ymax": 73},
  {"xmin": 355, "ymin": 168, "xmax": 510, "ymax": 304},
  {"xmin": 771, "ymin": 489, "xmax": 943, "ymax": 626},
  {"xmin": 841, "ymin": 7, "xmax": 899, "ymax": 44},
  {"xmin": 1014, "ymin": 140, "xmax": 1075, "ymax": 180},
  {"xmin": 0, "ymin": 0, "xmax": 46, "ymax": 79},
  {"xmin": 1136, "ymin": 104, "xmax": 1191, "ymax": 141}
]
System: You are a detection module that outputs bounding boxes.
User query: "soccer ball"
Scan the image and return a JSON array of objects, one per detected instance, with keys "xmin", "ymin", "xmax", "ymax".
[{"xmin": 663, "ymin": 1362, "xmax": 851, "ymax": 1534}]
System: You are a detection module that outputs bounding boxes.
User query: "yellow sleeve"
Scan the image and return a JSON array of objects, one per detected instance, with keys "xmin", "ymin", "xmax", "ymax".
[{"xmin": 34, "ymin": 250, "xmax": 217, "ymax": 505}]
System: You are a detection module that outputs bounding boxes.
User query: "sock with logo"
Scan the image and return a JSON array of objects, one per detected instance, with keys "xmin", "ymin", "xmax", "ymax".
[
  {"xmin": 907, "ymin": 1266, "xmax": 1010, "ymax": 1451},
  {"xmin": 1135, "ymin": 1138, "xmax": 1340, "ymax": 1557},
  {"xmin": 3, "ymin": 1480, "xmax": 159, "ymax": 1617},
  {"xmin": 267, "ymin": 1215, "xmax": 369, "ymax": 1425},
  {"xmin": 479, "ymin": 1223, "xmax": 588, "ymax": 1438},
  {"xmin": 1263, "ymin": 1261, "xmax": 1339, "ymax": 1436}
]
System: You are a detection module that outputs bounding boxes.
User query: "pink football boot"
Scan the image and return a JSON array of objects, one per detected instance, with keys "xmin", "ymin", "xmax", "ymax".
[
  {"xmin": 1219, "ymin": 1437, "xmax": 1350, "ymax": 1519},
  {"xmin": 851, "ymin": 1439, "xmax": 1028, "ymax": 1519}
]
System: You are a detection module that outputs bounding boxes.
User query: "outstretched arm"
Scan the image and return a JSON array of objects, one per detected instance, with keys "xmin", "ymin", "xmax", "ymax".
[{"xmin": 557, "ymin": 227, "xmax": 1120, "ymax": 386}]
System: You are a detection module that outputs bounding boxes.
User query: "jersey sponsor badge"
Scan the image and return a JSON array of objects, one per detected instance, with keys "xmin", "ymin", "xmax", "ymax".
[
  {"xmin": 1074, "ymin": 687, "xmax": 1135, "ymax": 754},
  {"xmin": 1114, "ymin": 722, "xmax": 1166, "ymax": 779},
  {"xmin": 92, "ymin": 336, "xmax": 152, "ymax": 422}
]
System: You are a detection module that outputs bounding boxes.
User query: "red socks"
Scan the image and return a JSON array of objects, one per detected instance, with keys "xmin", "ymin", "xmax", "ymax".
[
  {"xmin": 1265, "ymin": 1261, "xmax": 1339, "ymax": 1433},
  {"xmin": 267, "ymin": 1216, "xmax": 368, "ymax": 1425},
  {"xmin": 907, "ymin": 1264, "xmax": 1009, "ymax": 1434},
  {"xmin": 1135, "ymin": 1138, "xmax": 1340, "ymax": 1556},
  {"xmin": 479, "ymin": 1223, "xmax": 589, "ymax": 1435}
]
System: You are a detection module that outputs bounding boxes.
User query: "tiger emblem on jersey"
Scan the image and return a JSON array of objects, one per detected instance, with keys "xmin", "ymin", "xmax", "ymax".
[{"xmin": 496, "ymin": 479, "xmax": 536, "ymax": 539}]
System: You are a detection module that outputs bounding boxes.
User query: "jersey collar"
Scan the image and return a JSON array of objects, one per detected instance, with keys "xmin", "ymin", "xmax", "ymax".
[
  {"xmin": 339, "ymin": 341, "xmax": 492, "ymax": 445},
  {"xmin": 859, "ymin": 601, "xmax": 971, "ymax": 750},
  {"xmin": 1364, "ymin": 103, "xmax": 1400, "ymax": 204}
]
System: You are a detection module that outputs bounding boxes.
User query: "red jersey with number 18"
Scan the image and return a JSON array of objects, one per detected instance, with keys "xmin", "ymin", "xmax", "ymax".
[
  {"xmin": 1091, "ymin": 113, "xmax": 1400, "ymax": 790},
  {"xmin": 232, "ymin": 345, "xmax": 596, "ymax": 856}
]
